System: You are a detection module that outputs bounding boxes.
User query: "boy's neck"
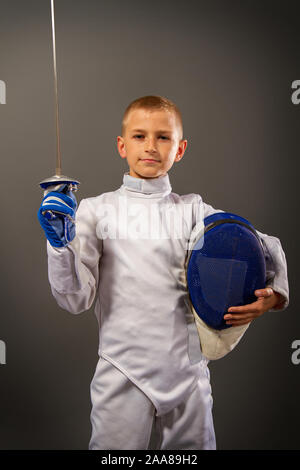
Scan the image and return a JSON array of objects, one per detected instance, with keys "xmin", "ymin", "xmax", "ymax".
[
  {"xmin": 123, "ymin": 172, "xmax": 171, "ymax": 194},
  {"xmin": 129, "ymin": 170, "xmax": 168, "ymax": 180}
]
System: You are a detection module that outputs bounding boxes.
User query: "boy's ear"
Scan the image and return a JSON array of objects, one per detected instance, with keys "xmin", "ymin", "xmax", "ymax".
[
  {"xmin": 117, "ymin": 136, "xmax": 127, "ymax": 159},
  {"xmin": 175, "ymin": 139, "xmax": 188, "ymax": 162}
]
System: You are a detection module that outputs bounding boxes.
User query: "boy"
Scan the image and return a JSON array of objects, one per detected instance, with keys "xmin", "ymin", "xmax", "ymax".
[{"xmin": 38, "ymin": 95, "xmax": 289, "ymax": 450}]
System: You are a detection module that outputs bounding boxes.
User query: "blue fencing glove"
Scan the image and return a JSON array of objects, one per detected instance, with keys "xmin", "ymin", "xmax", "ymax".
[{"xmin": 38, "ymin": 184, "xmax": 77, "ymax": 248}]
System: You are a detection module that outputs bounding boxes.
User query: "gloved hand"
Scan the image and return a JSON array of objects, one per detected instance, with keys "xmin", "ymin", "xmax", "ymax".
[{"xmin": 37, "ymin": 184, "xmax": 77, "ymax": 247}]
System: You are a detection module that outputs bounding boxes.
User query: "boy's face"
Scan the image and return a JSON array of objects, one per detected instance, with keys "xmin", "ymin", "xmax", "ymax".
[{"xmin": 117, "ymin": 108, "xmax": 187, "ymax": 179}]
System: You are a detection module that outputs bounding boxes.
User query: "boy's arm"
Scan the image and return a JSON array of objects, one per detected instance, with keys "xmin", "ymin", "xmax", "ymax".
[
  {"xmin": 201, "ymin": 201, "xmax": 289, "ymax": 312},
  {"xmin": 253, "ymin": 230, "xmax": 288, "ymax": 311},
  {"xmin": 47, "ymin": 198, "xmax": 102, "ymax": 314}
]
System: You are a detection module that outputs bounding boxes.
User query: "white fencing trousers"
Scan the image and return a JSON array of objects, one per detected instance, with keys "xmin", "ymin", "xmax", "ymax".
[{"xmin": 89, "ymin": 357, "xmax": 216, "ymax": 450}]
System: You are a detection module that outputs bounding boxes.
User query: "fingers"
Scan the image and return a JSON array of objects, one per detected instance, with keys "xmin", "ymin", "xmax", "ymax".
[
  {"xmin": 224, "ymin": 302, "xmax": 264, "ymax": 324},
  {"xmin": 224, "ymin": 312, "xmax": 257, "ymax": 324},
  {"xmin": 224, "ymin": 310, "xmax": 256, "ymax": 319},
  {"xmin": 223, "ymin": 288, "xmax": 276, "ymax": 326},
  {"xmin": 41, "ymin": 193, "xmax": 76, "ymax": 217},
  {"xmin": 226, "ymin": 303, "xmax": 259, "ymax": 314},
  {"xmin": 255, "ymin": 287, "xmax": 273, "ymax": 297}
]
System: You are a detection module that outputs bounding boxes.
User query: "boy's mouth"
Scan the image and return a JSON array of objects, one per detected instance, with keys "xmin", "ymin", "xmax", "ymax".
[{"xmin": 140, "ymin": 158, "xmax": 160, "ymax": 163}]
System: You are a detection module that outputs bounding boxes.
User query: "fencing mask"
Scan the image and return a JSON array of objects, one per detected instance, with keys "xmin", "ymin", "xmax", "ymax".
[{"xmin": 186, "ymin": 212, "xmax": 266, "ymax": 360}]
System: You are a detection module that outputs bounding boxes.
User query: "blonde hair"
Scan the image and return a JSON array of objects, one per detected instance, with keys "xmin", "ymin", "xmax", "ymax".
[{"xmin": 121, "ymin": 95, "xmax": 183, "ymax": 139}]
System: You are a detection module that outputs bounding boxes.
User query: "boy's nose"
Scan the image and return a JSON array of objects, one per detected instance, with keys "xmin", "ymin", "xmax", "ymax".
[{"xmin": 145, "ymin": 138, "xmax": 157, "ymax": 153}]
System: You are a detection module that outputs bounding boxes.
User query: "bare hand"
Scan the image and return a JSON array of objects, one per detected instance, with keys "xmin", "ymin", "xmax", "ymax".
[{"xmin": 223, "ymin": 288, "xmax": 284, "ymax": 327}]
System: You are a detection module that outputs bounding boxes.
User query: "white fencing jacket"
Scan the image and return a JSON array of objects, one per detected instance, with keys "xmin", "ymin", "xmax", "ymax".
[{"xmin": 46, "ymin": 172, "xmax": 289, "ymax": 416}]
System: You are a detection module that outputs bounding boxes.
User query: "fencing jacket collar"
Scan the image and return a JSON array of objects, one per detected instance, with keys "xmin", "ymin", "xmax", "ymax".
[{"xmin": 122, "ymin": 171, "xmax": 172, "ymax": 196}]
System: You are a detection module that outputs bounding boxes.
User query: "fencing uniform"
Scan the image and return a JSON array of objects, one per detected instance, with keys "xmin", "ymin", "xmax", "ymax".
[
  {"xmin": 46, "ymin": 172, "xmax": 289, "ymax": 450},
  {"xmin": 88, "ymin": 355, "xmax": 215, "ymax": 450}
]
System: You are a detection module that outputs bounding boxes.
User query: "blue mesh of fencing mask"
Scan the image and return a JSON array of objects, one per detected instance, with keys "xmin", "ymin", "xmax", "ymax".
[{"xmin": 186, "ymin": 212, "xmax": 266, "ymax": 331}]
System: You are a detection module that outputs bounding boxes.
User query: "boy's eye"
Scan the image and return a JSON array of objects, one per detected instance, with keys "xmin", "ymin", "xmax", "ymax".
[{"xmin": 133, "ymin": 134, "xmax": 169, "ymax": 140}]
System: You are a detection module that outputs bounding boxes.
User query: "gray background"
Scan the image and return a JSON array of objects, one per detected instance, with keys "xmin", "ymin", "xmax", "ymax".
[{"xmin": 0, "ymin": 0, "xmax": 299, "ymax": 450}]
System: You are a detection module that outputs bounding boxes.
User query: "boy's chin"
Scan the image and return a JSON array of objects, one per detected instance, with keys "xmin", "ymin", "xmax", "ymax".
[{"xmin": 130, "ymin": 167, "xmax": 166, "ymax": 179}]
